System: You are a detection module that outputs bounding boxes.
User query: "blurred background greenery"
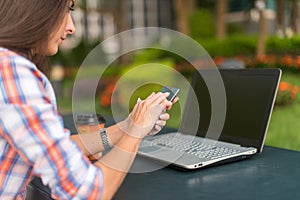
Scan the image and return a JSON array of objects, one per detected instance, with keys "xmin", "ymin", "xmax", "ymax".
[{"xmin": 50, "ymin": 0, "xmax": 300, "ymax": 151}]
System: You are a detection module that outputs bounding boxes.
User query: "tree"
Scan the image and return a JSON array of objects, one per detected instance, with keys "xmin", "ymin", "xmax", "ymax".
[
  {"xmin": 276, "ymin": 0, "xmax": 299, "ymax": 37},
  {"xmin": 290, "ymin": 0, "xmax": 298, "ymax": 34},
  {"xmin": 276, "ymin": 0, "xmax": 285, "ymax": 37},
  {"xmin": 256, "ymin": 0, "xmax": 267, "ymax": 57},
  {"xmin": 216, "ymin": 0, "xmax": 228, "ymax": 39},
  {"xmin": 174, "ymin": 0, "xmax": 196, "ymax": 35}
]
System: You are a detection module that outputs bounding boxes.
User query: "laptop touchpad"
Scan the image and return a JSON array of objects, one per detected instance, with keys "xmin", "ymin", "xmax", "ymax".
[{"xmin": 139, "ymin": 146, "xmax": 163, "ymax": 153}]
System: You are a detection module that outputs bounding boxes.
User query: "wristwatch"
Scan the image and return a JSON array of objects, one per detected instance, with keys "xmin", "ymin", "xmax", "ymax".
[{"xmin": 100, "ymin": 128, "xmax": 111, "ymax": 151}]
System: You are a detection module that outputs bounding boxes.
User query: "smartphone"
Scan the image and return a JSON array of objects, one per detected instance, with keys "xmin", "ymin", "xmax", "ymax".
[{"xmin": 160, "ymin": 86, "xmax": 180, "ymax": 102}]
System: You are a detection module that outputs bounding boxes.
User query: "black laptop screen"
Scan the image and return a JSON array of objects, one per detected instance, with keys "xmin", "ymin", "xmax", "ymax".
[{"xmin": 179, "ymin": 68, "xmax": 281, "ymax": 152}]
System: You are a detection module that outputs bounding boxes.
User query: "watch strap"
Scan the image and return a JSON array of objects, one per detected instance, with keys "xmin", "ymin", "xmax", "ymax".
[{"xmin": 100, "ymin": 128, "xmax": 111, "ymax": 151}]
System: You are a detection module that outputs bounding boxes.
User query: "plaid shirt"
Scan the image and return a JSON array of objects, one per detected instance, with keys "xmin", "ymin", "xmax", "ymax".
[{"xmin": 0, "ymin": 48, "xmax": 103, "ymax": 199}]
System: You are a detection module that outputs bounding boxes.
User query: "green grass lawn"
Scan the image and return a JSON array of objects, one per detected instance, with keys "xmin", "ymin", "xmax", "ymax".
[
  {"xmin": 265, "ymin": 71, "xmax": 300, "ymax": 151},
  {"xmin": 266, "ymin": 104, "xmax": 300, "ymax": 151}
]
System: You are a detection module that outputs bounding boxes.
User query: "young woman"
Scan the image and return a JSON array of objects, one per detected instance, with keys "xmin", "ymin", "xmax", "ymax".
[{"xmin": 0, "ymin": 0, "xmax": 174, "ymax": 199}]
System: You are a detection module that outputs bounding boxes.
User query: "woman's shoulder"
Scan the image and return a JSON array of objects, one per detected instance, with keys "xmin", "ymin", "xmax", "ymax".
[{"xmin": 0, "ymin": 47, "xmax": 37, "ymax": 69}]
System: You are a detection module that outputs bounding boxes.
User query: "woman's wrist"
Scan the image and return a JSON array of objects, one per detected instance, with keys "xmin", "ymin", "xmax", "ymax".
[
  {"xmin": 119, "ymin": 116, "xmax": 148, "ymax": 138},
  {"xmin": 117, "ymin": 119, "xmax": 129, "ymax": 132},
  {"xmin": 115, "ymin": 132, "xmax": 142, "ymax": 152},
  {"xmin": 105, "ymin": 121, "xmax": 128, "ymax": 147}
]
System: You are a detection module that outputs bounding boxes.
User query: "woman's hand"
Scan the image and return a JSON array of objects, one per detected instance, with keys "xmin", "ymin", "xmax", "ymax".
[
  {"xmin": 149, "ymin": 95, "xmax": 179, "ymax": 135},
  {"xmin": 148, "ymin": 112, "xmax": 170, "ymax": 135},
  {"xmin": 123, "ymin": 92, "xmax": 172, "ymax": 138}
]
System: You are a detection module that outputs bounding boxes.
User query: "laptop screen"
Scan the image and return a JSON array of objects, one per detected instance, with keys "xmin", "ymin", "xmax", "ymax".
[{"xmin": 179, "ymin": 68, "xmax": 281, "ymax": 152}]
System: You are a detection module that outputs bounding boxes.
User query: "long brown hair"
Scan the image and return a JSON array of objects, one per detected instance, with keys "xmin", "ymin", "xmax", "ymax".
[{"xmin": 0, "ymin": 0, "xmax": 70, "ymax": 76}]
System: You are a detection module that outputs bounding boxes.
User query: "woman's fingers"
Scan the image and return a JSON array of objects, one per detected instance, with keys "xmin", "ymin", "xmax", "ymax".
[
  {"xmin": 159, "ymin": 113, "xmax": 170, "ymax": 120},
  {"xmin": 127, "ymin": 91, "xmax": 177, "ymax": 138},
  {"xmin": 155, "ymin": 119, "xmax": 166, "ymax": 127},
  {"xmin": 127, "ymin": 93, "xmax": 166, "ymax": 137}
]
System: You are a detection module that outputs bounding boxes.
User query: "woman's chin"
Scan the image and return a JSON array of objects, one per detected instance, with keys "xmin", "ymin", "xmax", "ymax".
[{"xmin": 46, "ymin": 48, "xmax": 59, "ymax": 56}]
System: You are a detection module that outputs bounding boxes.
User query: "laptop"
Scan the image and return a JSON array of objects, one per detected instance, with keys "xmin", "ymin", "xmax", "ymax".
[{"xmin": 138, "ymin": 68, "xmax": 281, "ymax": 170}]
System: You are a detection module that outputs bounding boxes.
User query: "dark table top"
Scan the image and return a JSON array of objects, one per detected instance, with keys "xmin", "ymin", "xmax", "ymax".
[
  {"xmin": 27, "ymin": 114, "xmax": 300, "ymax": 200},
  {"xmin": 114, "ymin": 146, "xmax": 300, "ymax": 200}
]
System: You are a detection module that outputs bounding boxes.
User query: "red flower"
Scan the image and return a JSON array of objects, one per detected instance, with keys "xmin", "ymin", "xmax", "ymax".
[
  {"xmin": 295, "ymin": 56, "xmax": 300, "ymax": 68},
  {"xmin": 291, "ymin": 85, "xmax": 299, "ymax": 99},
  {"xmin": 279, "ymin": 81, "xmax": 290, "ymax": 91},
  {"xmin": 280, "ymin": 55, "xmax": 294, "ymax": 67},
  {"xmin": 276, "ymin": 81, "xmax": 299, "ymax": 105},
  {"xmin": 99, "ymin": 84, "xmax": 115, "ymax": 107},
  {"xmin": 213, "ymin": 56, "xmax": 225, "ymax": 66}
]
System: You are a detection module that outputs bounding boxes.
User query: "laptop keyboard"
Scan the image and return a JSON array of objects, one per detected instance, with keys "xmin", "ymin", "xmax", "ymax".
[{"xmin": 143, "ymin": 134, "xmax": 241, "ymax": 159}]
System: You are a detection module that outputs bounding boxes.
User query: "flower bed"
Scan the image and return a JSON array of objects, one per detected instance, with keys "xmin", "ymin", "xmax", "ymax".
[
  {"xmin": 275, "ymin": 81, "xmax": 299, "ymax": 106},
  {"xmin": 216, "ymin": 54, "xmax": 300, "ymax": 72}
]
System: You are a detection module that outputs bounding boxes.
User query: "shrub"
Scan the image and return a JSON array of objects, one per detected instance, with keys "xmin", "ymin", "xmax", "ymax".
[
  {"xmin": 275, "ymin": 81, "xmax": 299, "ymax": 106},
  {"xmin": 197, "ymin": 35, "xmax": 257, "ymax": 57},
  {"xmin": 189, "ymin": 9, "xmax": 215, "ymax": 40}
]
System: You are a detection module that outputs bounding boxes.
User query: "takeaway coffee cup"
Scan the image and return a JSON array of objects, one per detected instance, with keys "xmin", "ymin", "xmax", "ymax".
[
  {"xmin": 75, "ymin": 114, "xmax": 106, "ymax": 161},
  {"xmin": 75, "ymin": 113, "xmax": 106, "ymax": 134}
]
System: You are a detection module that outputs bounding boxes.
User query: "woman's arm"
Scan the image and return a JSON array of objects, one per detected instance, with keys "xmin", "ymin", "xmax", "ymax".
[
  {"xmin": 70, "ymin": 121, "xmax": 126, "ymax": 156},
  {"xmin": 93, "ymin": 133, "xmax": 141, "ymax": 200},
  {"xmin": 70, "ymin": 102, "xmax": 172, "ymax": 157}
]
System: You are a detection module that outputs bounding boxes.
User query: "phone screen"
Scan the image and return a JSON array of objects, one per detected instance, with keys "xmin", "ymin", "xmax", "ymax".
[{"xmin": 160, "ymin": 86, "xmax": 180, "ymax": 101}]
